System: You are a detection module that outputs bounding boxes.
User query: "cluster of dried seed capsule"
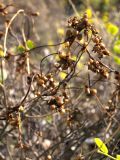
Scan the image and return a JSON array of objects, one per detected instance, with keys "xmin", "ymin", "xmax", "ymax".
[
  {"xmin": 48, "ymin": 91, "xmax": 69, "ymax": 113},
  {"xmin": 55, "ymin": 51, "xmax": 75, "ymax": 70},
  {"xmin": 88, "ymin": 58, "xmax": 109, "ymax": 78},
  {"xmin": 33, "ymin": 73, "xmax": 59, "ymax": 96},
  {"xmin": 92, "ymin": 36, "xmax": 110, "ymax": 58}
]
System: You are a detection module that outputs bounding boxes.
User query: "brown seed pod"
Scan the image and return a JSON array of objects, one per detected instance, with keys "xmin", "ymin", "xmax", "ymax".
[
  {"xmin": 91, "ymin": 28, "xmax": 99, "ymax": 35},
  {"xmin": 100, "ymin": 69, "xmax": 109, "ymax": 78},
  {"xmin": 102, "ymin": 49, "xmax": 110, "ymax": 56},
  {"xmin": 50, "ymin": 105, "xmax": 56, "ymax": 110},
  {"xmin": 56, "ymin": 96, "xmax": 64, "ymax": 106},
  {"xmin": 46, "ymin": 73, "xmax": 52, "ymax": 79},
  {"xmin": 49, "ymin": 77, "xmax": 54, "ymax": 82},
  {"xmin": 100, "ymin": 43, "xmax": 105, "ymax": 49},
  {"xmin": 0, "ymin": 3, "xmax": 4, "ymax": 9},
  {"xmin": 89, "ymin": 58, "xmax": 93, "ymax": 63},
  {"xmin": 38, "ymin": 79, "xmax": 45, "ymax": 86},
  {"xmin": 92, "ymin": 37, "xmax": 100, "ymax": 44},
  {"xmin": 103, "ymin": 71, "xmax": 109, "ymax": 78},
  {"xmin": 93, "ymin": 45, "xmax": 101, "ymax": 53},
  {"xmin": 90, "ymin": 88, "xmax": 97, "ymax": 95},
  {"xmin": 95, "ymin": 61, "xmax": 100, "ymax": 65},
  {"xmin": 42, "ymin": 75, "xmax": 48, "ymax": 81},
  {"xmin": 31, "ymin": 12, "xmax": 40, "ymax": 16},
  {"xmin": 34, "ymin": 91, "xmax": 41, "ymax": 97}
]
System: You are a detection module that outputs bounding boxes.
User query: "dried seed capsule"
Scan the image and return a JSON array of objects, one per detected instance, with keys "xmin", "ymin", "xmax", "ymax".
[
  {"xmin": 38, "ymin": 79, "xmax": 45, "ymax": 86},
  {"xmin": 90, "ymin": 88, "xmax": 97, "ymax": 95},
  {"xmin": 89, "ymin": 58, "xmax": 94, "ymax": 64},
  {"xmin": 56, "ymin": 96, "xmax": 64, "ymax": 106},
  {"xmin": 103, "ymin": 71, "xmax": 109, "ymax": 78},
  {"xmin": 102, "ymin": 49, "xmax": 110, "ymax": 56},
  {"xmin": 34, "ymin": 91, "xmax": 41, "ymax": 96},
  {"xmin": 92, "ymin": 37, "xmax": 100, "ymax": 44},
  {"xmin": 42, "ymin": 75, "xmax": 48, "ymax": 81},
  {"xmin": 100, "ymin": 43, "xmax": 105, "ymax": 49},
  {"xmin": 0, "ymin": 3, "xmax": 4, "ymax": 9},
  {"xmin": 31, "ymin": 12, "xmax": 40, "ymax": 16},
  {"xmin": 95, "ymin": 61, "xmax": 99, "ymax": 65},
  {"xmin": 50, "ymin": 105, "xmax": 56, "ymax": 110},
  {"xmin": 47, "ymin": 73, "xmax": 52, "ymax": 79},
  {"xmin": 49, "ymin": 77, "xmax": 54, "ymax": 82}
]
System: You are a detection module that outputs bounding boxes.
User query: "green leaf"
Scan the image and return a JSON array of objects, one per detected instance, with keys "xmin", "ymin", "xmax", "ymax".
[
  {"xmin": 113, "ymin": 40, "xmax": 120, "ymax": 54},
  {"xmin": 113, "ymin": 55, "xmax": 120, "ymax": 65},
  {"xmin": 94, "ymin": 138, "xmax": 108, "ymax": 154},
  {"xmin": 17, "ymin": 45, "xmax": 25, "ymax": 53},
  {"xmin": 116, "ymin": 155, "xmax": 120, "ymax": 160},
  {"xmin": 46, "ymin": 115, "xmax": 52, "ymax": 124},
  {"xmin": 26, "ymin": 40, "xmax": 35, "ymax": 49},
  {"xmin": 106, "ymin": 23, "xmax": 119, "ymax": 36}
]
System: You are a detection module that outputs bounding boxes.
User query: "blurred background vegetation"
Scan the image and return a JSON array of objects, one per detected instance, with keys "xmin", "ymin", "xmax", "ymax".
[{"xmin": 0, "ymin": 0, "xmax": 120, "ymax": 160}]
